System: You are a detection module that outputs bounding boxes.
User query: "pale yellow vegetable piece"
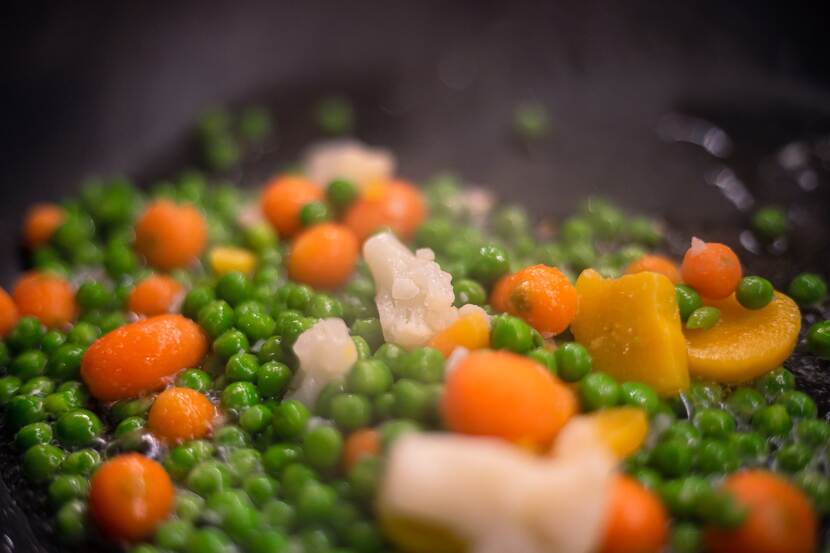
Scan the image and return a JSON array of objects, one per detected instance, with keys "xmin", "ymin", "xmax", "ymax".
[
  {"xmin": 208, "ymin": 246, "xmax": 256, "ymax": 275},
  {"xmin": 571, "ymin": 269, "xmax": 689, "ymax": 397},
  {"xmin": 685, "ymin": 292, "xmax": 801, "ymax": 383},
  {"xmin": 590, "ymin": 407, "xmax": 649, "ymax": 458}
]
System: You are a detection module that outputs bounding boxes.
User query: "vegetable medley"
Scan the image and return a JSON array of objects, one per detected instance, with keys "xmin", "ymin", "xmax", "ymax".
[{"xmin": 2, "ymin": 106, "xmax": 830, "ymax": 553}]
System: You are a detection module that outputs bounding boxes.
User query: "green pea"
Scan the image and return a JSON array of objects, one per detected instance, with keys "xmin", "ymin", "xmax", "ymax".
[
  {"xmin": 728, "ymin": 431, "xmax": 768, "ymax": 460},
  {"xmin": 12, "ymin": 350, "xmax": 48, "ymax": 380},
  {"xmin": 392, "ymin": 379, "xmax": 431, "ymax": 421},
  {"xmin": 256, "ymin": 335, "xmax": 284, "ymax": 364},
  {"xmin": 453, "ymin": 279, "xmax": 486, "ymax": 307},
  {"xmin": 67, "ymin": 322, "xmax": 100, "ymax": 346},
  {"xmin": 752, "ymin": 205, "xmax": 788, "ymax": 240},
  {"xmin": 20, "ymin": 375, "xmax": 55, "ymax": 396},
  {"xmin": 263, "ymin": 443, "xmax": 302, "ymax": 476},
  {"xmin": 400, "ymin": 347, "xmax": 444, "ymax": 383},
  {"xmin": 99, "ymin": 312, "xmax": 126, "ymax": 333},
  {"xmin": 111, "ymin": 395, "xmax": 154, "ymax": 422},
  {"xmin": 56, "ymin": 499, "xmax": 87, "ymax": 542},
  {"xmin": 555, "ymin": 342, "xmax": 592, "ymax": 382},
  {"xmin": 280, "ymin": 463, "xmax": 318, "ymax": 502},
  {"xmin": 176, "ymin": 368, "xmax": 212, "ymax": 392},
  {"xmin": 273, "ymin": 399, "xmax": 310, "ymax": 439},
  {"xmin": 198, "ymin": 300, "xmax": 235, "ymax": 338},
  {"xmin": 155, "ymin": 519, "xmax": 193, "ymax": 551},
  {"xmin": 794, "ymin": 472, "xmax": 830, "ymax": 514},
  {"xmin": 579, "ymin": 372, "xmax": 621, "ymax": 411},
  {"xmin": 796, "ymin": 419, "xmax": 830, "ymax": 448},
  {"xmin": 256, "ymin": 361, "xmax": 292, "ymax": 398},
  {"xmin": 620, "ymin": 382, "xmax": 660, "ymax": 416},
  {"xmin": 671, "ymin": 522, "xmax": 703, "ymax": 553},
  {"xmin": 75, "ymin": 280, "xmax": 112, "ymax": 311},
  {"xmin": 693, "ymin": 408, "xmax": 736, "ymax": 439},
  {"xmin": 237, "ymin": 311, "xmax": 276, "ymax": 342},
  {"xmin": 242, "ymin": 474, "xmax": 279, "ymax": 507},
  {"xmin": 49, "ymin": 474, "xmax": 89, "ymax": 506},
  {"xmin": 240, "ymin": 404, "xmax": 273, "ymax": 434},
  {"xmin": 807, "ymin": 320, "xmax": 830, "ymax": 359},
  {"xmin": 348, "ymin": 455, "xmax": 382, "ymax": 501},
  {"xmin": 352, "ymin": 335, "xmax": 372, "ymax": 360},
  {"xmin": 221, "ymin": 381, "xmax": 260, "ymax": 411},
  {"xmin": 185, "ymin": 527, "xmax": 231, "ymax": 553},
  {"xmin": 225, "ymin": 351, "xmax": 259, "ymax": 382},
  {"xmin": 62, "ymin": 448, "xmax": 100, "ymax": 476},
  {"xmin": 341, "ymin": 292, "xmax": 376, "ymax": 322},
  {"xmin": 15, "ymin": 422, "xmax": 53, "ymax": 450},
  {"xmin": 56, "ymin": 408, "xmax": 103, "ymax": 447},
  {"xmin": 345, "ymin": 275, "xmax": 375, "ymax": 300},
  {"xmin": 660, "ymin": 476, "xmax": 712, "ymax": 517},
  {"xmin": 295, "ymin": 481, "xmax": 337, "ymax": 524},
  {"xmin": 627, "ymin": 467, "xmax": 662, "ymax": 491},
  {"xmin": 686, "ymin": 306, "xmax": 720, "ymax": 330},
  {"xmin": 696, "ymin": 439, "xmax": 740, "ymax": 475},
  {"xmin": 736, "ymin": 276, "xmax": 774, "ymax": 310},
  {"xmin": 261, "ymin": 498, "xmax": 296, "ymax": 529},
  {"xmin": 298, "ymin": 201, "xmax": 331, "ymax": 227},
  {"xmin": 752, "ymin": 404, "xmax": 792, "ymax": 436},
  {"xmin": 47, "ymin": 344, "xmax": 84, "ymax": 381},
  {"xmin": 8, "ymin": 316, "xmax": 44, "ymax": 351},
  {"xmin": 227, "ymin": 447, "xmax": 263, "ymax": 479},
  {"xmin": 282, "ymin": 316, "xmax": 315, "ymax": 345},
  {"xmin": 650, "ymin": 439, "xmax": 693, "ymax": 477},
  {"xmin": 23, "ymin": 443, "xmax": 65, "ymax": 482},
  {"xmin": 527, "ymin": 347, "xmax": 557, "ymax": 374},
  {"xmin": 755, "ymin": 367, "xmax": 795, "ymax": 398},
  {"xmin": 113, "ymin": 416, "xmax": 143, "ymax": 440},
  {"xmin": 661, "ymin": 420, "xmax": 702, "ymax": 447},
  {"xmin": 349, "ymin": 318, "xmax": 382, "ymax": 352},
  {"xmin": 490, "ymin": 314, "xmax": 535, "ymax": 354},
  {"xmin": 331, "ymin": 393, "xmax": 372, "ymax": 431},
  {"xmin": 7, "ymin": 395, "xmax": 46, "ymax": 428},
  {"xmin": 0, "ymin": 376, "xmax": 21, "ymax": 403},
  {"xmin": 308, "ymin": 294, "xmax": 343, "ymax": 319},
  {"xmin": 373, "ymin": 392, "xmax": 396, "ymax": 421},
  {"xmin": 345, "ymin": 360, "xmax": 392, "ymax": 397},
  {"xmin": 788, "ymin": 273, "xmax": 827, "ymax": 307},
  {"xmin": 303, "ymin": 426, "xmax": 343, "ymax": 471},
  {"xmin": 176, "ymin": 490, "xmax": 205, "ymax": 521},
  {"xmin": 187, "ymin": 460, "xmax": 232, "ymax": 496},
  {"xmin": 213, "ymin": 329, "xmax": 249, "ymax": 358},
  {"xmin": 213, "ymin": 425, "xmax": 250, "ymax": 450},
  {"xmin": 283, "ymin": 283, "xmax": 314, "ymax": 312},
  {"xmin": 313, "ymin": 380, "xmax": 346, "ymax": 418},
  {"xmin": 326, "ymin": 178, "xmax": 358, "ymax": 209},
  {"xmin": 675, "ymin": 284, "xmax": 703, "ymax": 322},
  {"xmin": 181, "ymin": 286, "xmax": 215, "ymax": 319},
  {"xmin": 470, "ymin": 244, "xmax": 510, "ymax": 284},
  {"xmin": 726, "ymin": 387, "xmax": 766, "ymax": 419},
  {"xmin": 776, "ymin": 443, "xmax": 811, "ymax": 473},
  {"xmin": 104, "ymin": 240, "xmax": 138, "ymax": 278},
  {"xmin": 777, "ymin": 390, "xmax": 817, "ymax": 419}
]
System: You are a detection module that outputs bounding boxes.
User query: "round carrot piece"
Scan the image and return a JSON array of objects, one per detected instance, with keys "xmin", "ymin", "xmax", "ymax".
[
  {"xmin": 343, "ymin": 180, "xmax": 426, "ymax": 242},
  {"xmin": 681, "ymin": 237, "xmax": 742, "ymax": 300},
  {"xmin": 128, "ymin": 275, "xmax": 184, "ymax": 317},
  {"xmin": 288, "ymin": 223, "xmax": 359, "ymax": 290},
  {"xmin": 441, "ymin": 350, "xmax": 576, "ymax": 448},
  {"xmin": 261, "ymin": 175, "xmax": 323, "ymax": 237},
  {"xmin": 89, "ymin": 453, "xmax": 174, "ymax": 541},
  {"xmin": 343, "ymin": 428, "xmax": 380, "ymax": 471},
  {"xmin": 147, "ymin": 387, "xmax": 217, "ymax": 444},
  {"xmin": 0, "ymin": 287, "xmax": 19, "ymax": 337},
  {"xmin": 625, "ymin": 254, "xmax": 681, "ymax": 284},
  {"xmin": 12, "ymin": 272, "xmax": 77, "ymax": 328},
  {"xmin": 598, "ymin": 475, "xmax": 668, "ymax": 553},
  {"xmin": 134, "ymin": 200, "xmax": 207, "ymax": 270},
  {"xmin": 23, "ymin": 203, "xmax": 65, "ymax": 248},
  {"xmin": 488, "ymin": 265, "xmax": 578, "ymax": 335},
  {"xmin": 81, "ymin": 314, "xmax": 208, "ymax": 401},
  {"xmin": 706, "ymin": 470, "xmax": 816, "ymax": 553}
]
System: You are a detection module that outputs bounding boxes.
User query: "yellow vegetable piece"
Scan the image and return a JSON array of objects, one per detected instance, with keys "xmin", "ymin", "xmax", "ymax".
[
  {"xmin": 590, "ymin": 407, "xmax": 649, "ymax": 458},
  {"xmin": 208, "ymin": 246, "xmax": 256, "ymax": 276},
  {"xmin": 427, "ymin": 311, "xmax": 490, "ymax": 358},
  {"xmin": 685, "ymin": 292, "xmax": 800, "ymax": 383},
  {"xmin": 379, "ymin": 510, "xmax": 466, "ymax": 553},
  {"xmin": 571, "ymin": 269, "xmax": 689, "ymax": 397}
]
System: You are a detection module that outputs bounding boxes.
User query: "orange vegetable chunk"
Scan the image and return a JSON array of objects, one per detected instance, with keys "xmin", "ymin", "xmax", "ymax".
[
  {"xmin": 0, "ymin": 287, "xmax": 19, "ymax": 337},
  {"xmin": 261, "ymin": 175, "xmax": 323, "ymax": 237},
  {"xmin": 427, "ymin": 308, "xmax": 490, "ymax": 358},
  {"xmin": 81, "ymin": 314, "xmax": 208, "ymax": 401},
  {"xmin": 128, "ymin": 274, "xmax": 183, "ymax": 317},
  {"xmin": 12, "ymin": 272, "xmax": 77, "ymax": 328},
  {"xmin": 344, "ymin": 180, "xmax": 426, "ymax": 242},
  {"xmin": 681, "ymin": 237, "xmax": 742, "ymax": 299},
  {"xmin": 288, "ymin": 223, "xmax": 359, "ymax": 290},
  {"xmin": 489, "ymin": 264, "xmax": 578, "ymax": 335},
  {"xmin": 598, "ymin": 476, "xmax": 668, "ymax": 553},
  {"xmin": 625, "ymin": 254, "xmax": 681, "ymax": 284},
  {"xmin": 148, "ymin": 387, "xmax": 216, "ymax": 444},
  {"xmin": 23, "ymin": 203, "xmax": 65, "ymax": 248},
  {"xmin": 89, "ymin": 453, "xmax": 174, "ymax": 541},
  {"xmin": 343, "ymin": 428, "xmax": 380, "ymax": 471},
  {"xmin": 134, "ymin": 200, "xmax": 207, "ymax": 270}
]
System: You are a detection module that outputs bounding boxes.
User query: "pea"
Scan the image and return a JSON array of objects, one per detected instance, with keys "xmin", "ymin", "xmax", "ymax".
[
  {"xmin": 345, "ymin": 275, "xmax": 375, "ymax": 299},
  {"xmin": 794, "ymin": 471, "xmax": 830, "ymax": 514},
  {"xmin": 49, "ymin": 474, "xmax": 89, "ymax": 506},
  {"xmin": 352, "ymin": 335, "xmax": 372, "ymax": 360},
  {"xmin": 187, "ymin": 460, "xmax": 232, "ymax": 496},
  {"xmin": 660, "ymin": 476, "xmax": 712, "ymax": 517},
  {"xmin": 8, "ymin": 316, "xmax": 44, "ymax": 351},
  {"xmin": 226, "ymin": 448, "xmax": 262, "ymax": 479},
  {"xmin": 176, "ymin": 490, "xmax": 205, "ymax": 521},
  {"xmin": 776, "ymin": 443, "xmax": 811, "ymax": 473},
  {"xmin": 282, "ymin": 316, "xmax": 314, "ymax": 345},
  {"xmin": 326, "ymin": 178, "xmax": 358, "ymax": 209},
  {"xmin": 56, "ymin": 409, "xmax": 103, "ymax": 447},
  {"xmin": 527, "ymin": 347, "xmax": 557, "ymax": 374},
  {"xmin": 452, "ymin": 279, "xmax": 486, "ymax": 307},
  {"xmin": 12, "ymin": 350, "xmax": 48, "ymax": 380},
  {"xmin": 348, "ymin": 455, "xmax": 382, "ymax": 501},
  {"xmin": 240, "ymin": 404, "xmax": 273, "ymax": 434},
  {"xmin": 284, "ymin": 283, "xmax": 314, "ymax": 312},
  {"xmin": 674, "ymin": 284, "xmax": 703, "ymax": 322},
  {"xmin": 392, "ymin": 379, "xmax": 431, "ymax": 421},
  {"xmin": 620, "ymin": 382, "xmax": 660, "ymax": 416},
  {"xmin": 256, "ymin": 361, "xmax": 292, "ymax": 398},
  {"xmin": 490, "ymin": 314, "xmax": 535, "ymax": 354},
  {"xmin": 98, "ymin": 312, "xmax": 126, "ymax": 333},
  {"xmin": 686, "ymin": 306, "xmax": 720, "ymax": 330},
  {"xmin": 470, "ymin": 244, "xmax": 510, "ymax": 284},
  {"xmin": 752, "ymin": 404, "xmax": 792, "ymax": 436},
  {"xmin": 777, "ymin": 390, "xmax": 817, "ymax": 419},
  {"xmin": 650, "ymin": 439, "xmax": 693, "ymax": 477},
  {"xmin": 111, "ymin": 395, "xmax": 154, "ymax": 421},
  {"xmin": 225, "ymin": 351, "xmax": 259, "ymax": 382},
  {"xmin": 807, "ymin": 320, "xmax": 830, "ymax": 359},
  {"xmin": 185, "ymin": 527, "xmax": 231, "ymax": 553},
  {"xmin": 315, "ymin": 95, "xmax": 353, "ymax": 134},
  {"xmin": 20, "ymin": 376, "xmax": 55, "ymax": 396},
  {"xmin": 735, "ymin": 276, "xmax": 774, "ymax": 310},
  {"xmin": 47, "ymin": 344, "xmax": 84, "ymax": 381},
  {"xmin": 372, "ymin": 343, "xmax": 403, "ymax": 374},
  {"xmin": 237, "ymin": 311, "xmax": 276, "ymax": 342},
  {"xmin": 345, "ymin": 360, "xmax": 391, "ymax": 398},
  {"xmin": 23, "ymin": 443, "xmax": 65, "ymax": 482},
  {"xmin": 155, "ymin": 519, "xmax": 193, "ymax": 551},
  {"xmin": 671, "ymin": 522, "xmax": 703, "ymax": 553},
  {"xmin": 221, "ymin": 381, "xmax": 260, "ymax": 411},
  {"xmin": 726, "ymin": 387, "xmax": 765, "ymax": 419},
  {"xmin": 752, "ymin": 205, "xmax": 788, "ymax": 240},
  {"xmin": 56, "ymin": 500, "xmax": 87, "ymax": 542},
  {"xmin": 198, "ymin": 300, "xmax": 235, "ymax": 338},
  {"xmin": 298, "ymin": 201, "xmax": 331, "ymax": 227},
  {"xmin": 181, "ymin": 286, "xmax": 215, "ymax": 319},
  {"xmin": 175, "ymin": 368, "xmax": 212, "ymax": 392},
  {"xmin": 728, "ymin": 432, "xmax": 768, "ymax": 460},
  {"xmin": 214, "ymin": 425, "xmax": 250, "ymax": 450},
  {"xmin": 331, "ymin": 393, "xmax": 372, "ymax": 431},
  {"xmin": 661, "ymin": 420, "xmax": 702, "ymax": 447},
  {"xmin": 796, "ymin": 419, "xmax": 830, "ymax": 448},
  {"xmin": 755, "ymin": 367, "xmax": 795, "ymax": 398},
  {"xmin": 693, "ymin": 408, "xmax": 736, "ymax": 439},
  {"xmin": 349, "ymin": 319, "xmax": 382, "ymax": 353},
  {"xmin": 551, "ymin": 343, "xmax": 590, "ymax": 382},
  {"xmin": 7, "ymin": 395, "xmax": 46, "ymax": 428},
  {"xmin": 373, "ymin": 392, "xmax": 396, "ymax": 421},
  {"xmin": 303, "ymin": 426, "xmax": 343, "ymax": 471},
  {"xmin": 263, "ymin": 444, "xmax": 302, "ymax": 476},
  {"xmin": 281, "ymin": 463, "xmax": 319, "ymax": 502},
  {"xmin": 62, "ymin": 449, "xmax": 100, "ymax": 476},
  {"xmin": 308, "ymin": 294, "xmax": 343, "ymax": 319},
  {"xmin": 294, "ymin": 481, "xmax": 336, "ymax": 525},
  {"xmin": 273, "ymin": 400, "xmax": 310, "ymax": 439},
  {"xmin": 255, "ymin": 336, "xmax": 284, "ymax": 364},
  {"xmin": 0, "ymin": 376, "xmax": 21, "ymax": 403},
  {"xmin": 400, "ymin": 347, "xmax": 444, "ymax": 383},
  {"xmin": 213, "ymin": 329, "xmax": 249, "ymax": 358},
  {"xmin": 788, "ymin": 273, "xmax": 827, "ymax": 307},
  {"xmin": 104, "ymin": 240, "xmax": 138, "ymax": 278},
  {"xmin": 341, "ymin": 292, "xmax": 376, "ymax": 322},
  {"xmin": 75, "ymin": 280, "xmax": 112, "ymax": 311},
  {"xmin": 261, "ymin": 498, "xmax": 296, "ymax": 529},
  {"xmin": 696, "ymin": 439, "xmax": 740, "ymax": 475},
  {"xmin": 15, "ymin": 422, "xmax": 53, "ymax": 450},
  {"xmin": 579, "ymin": 372, "xmax": 621, "ymax": 411}
]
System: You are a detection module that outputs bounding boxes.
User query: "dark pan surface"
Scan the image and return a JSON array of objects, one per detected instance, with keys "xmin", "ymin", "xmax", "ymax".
[{"xmin": 1, "ymin": 1, "xmax": 829, "ymax": 550}]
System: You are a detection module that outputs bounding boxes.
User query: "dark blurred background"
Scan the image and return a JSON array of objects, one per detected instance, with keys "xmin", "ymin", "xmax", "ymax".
[{"xmin": 0, "ymin": 1, "xmax": 829, "ymax": 550}]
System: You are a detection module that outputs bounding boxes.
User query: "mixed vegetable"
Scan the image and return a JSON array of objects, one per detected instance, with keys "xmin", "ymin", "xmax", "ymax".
[{"xmin": 0, "ymin": 105, "xmax": 828, "ymax": 553}]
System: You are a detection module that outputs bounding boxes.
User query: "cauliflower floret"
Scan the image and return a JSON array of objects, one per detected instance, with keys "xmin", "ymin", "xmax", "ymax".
[
  {"xmin": 303, "ymin": 139, "xmax": 395, "ymax": 188},
  {"xmin": 363, "ymin": 232, "xmax": 458, "ymax": 349},
  {"xmin": 290, "ymin": 318, "xmax": 357, "ymax": 406},
  {"xmin": 379, "ymin": 427, "xmax": 615, "ymax": 553}
]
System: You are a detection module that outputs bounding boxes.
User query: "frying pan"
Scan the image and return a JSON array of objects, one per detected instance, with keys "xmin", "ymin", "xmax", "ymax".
[{"xmin": 1, "ymin": 1, "xmax": 829, "ymax": 550}]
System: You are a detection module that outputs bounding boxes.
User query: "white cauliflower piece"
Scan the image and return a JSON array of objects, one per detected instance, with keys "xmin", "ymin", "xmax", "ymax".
[
  {"xmin": 379, "ymin": 429, "xmax": 615, "ymax": 553},
  {"xmin": 303, "ymin": 139, "xmax": 395, "ymax": 188},
  {"xmin": 363, "ymin": 232, "xmax": 458, "ymax": 349},
  {"xmin": 290, "ymin": 318, "xmax": 357, "ymax": 406}
]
